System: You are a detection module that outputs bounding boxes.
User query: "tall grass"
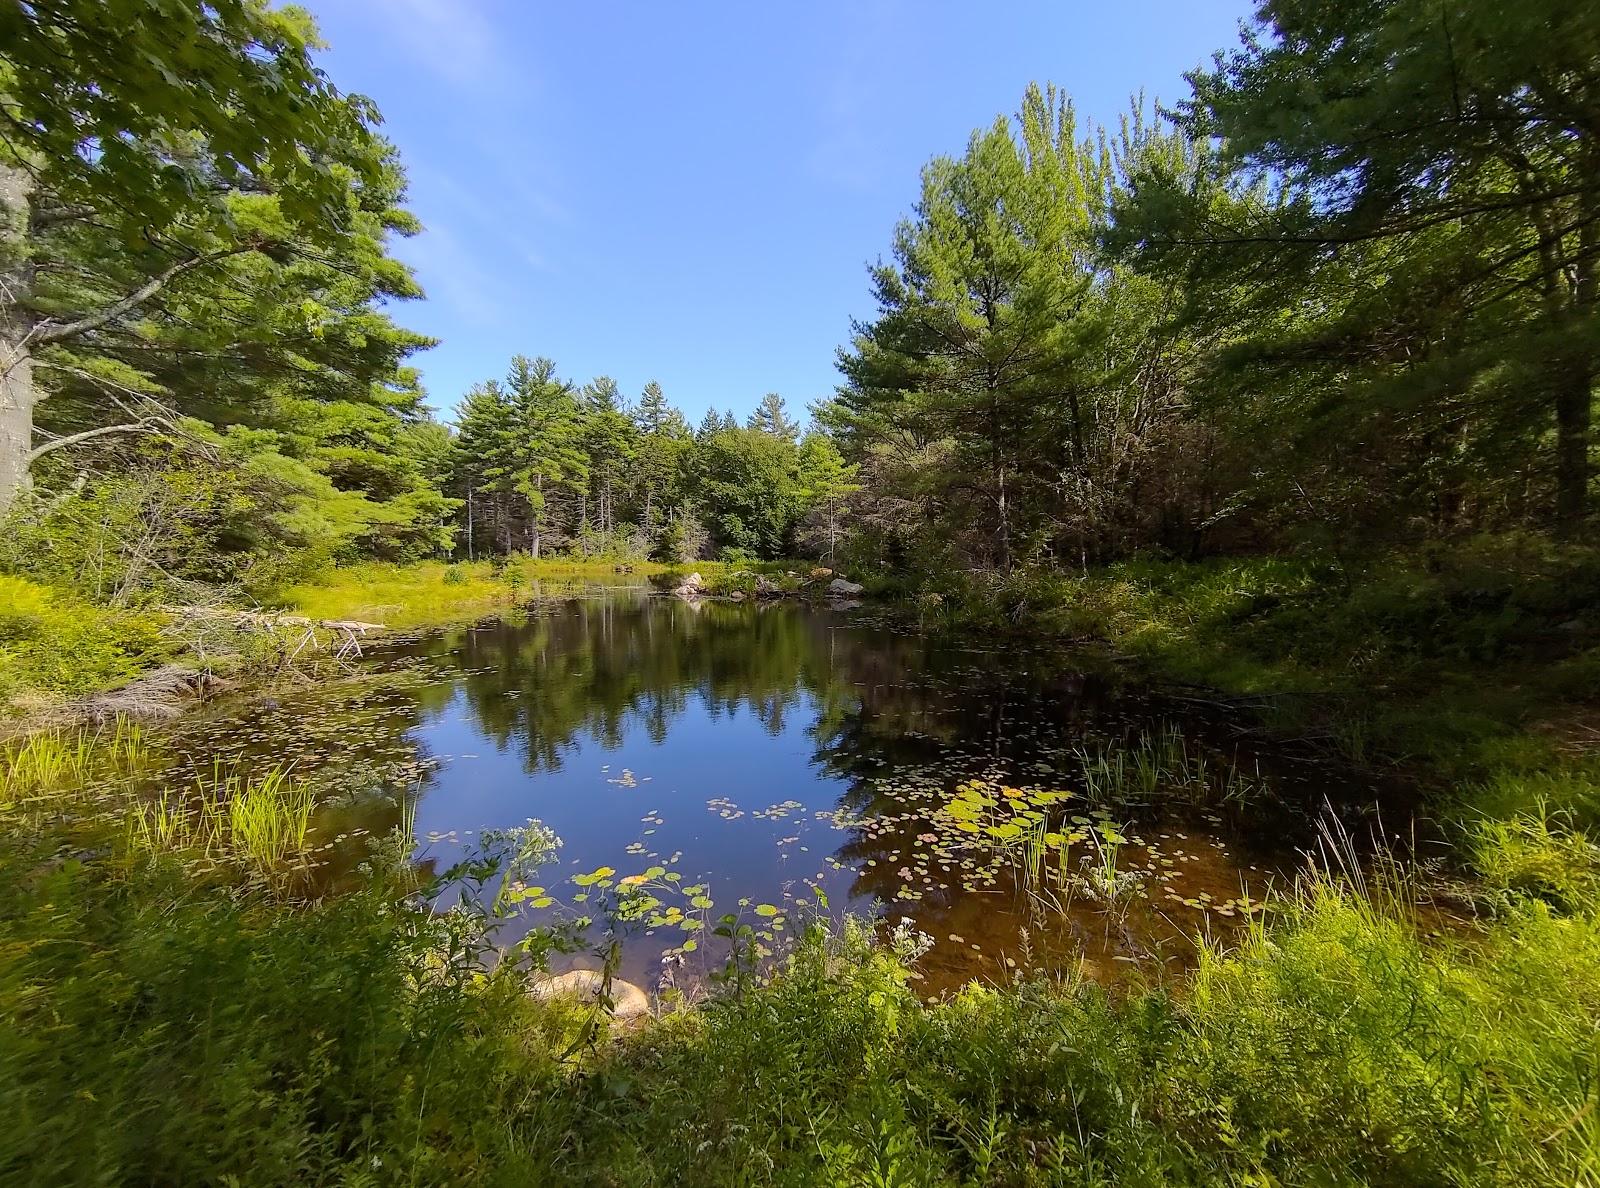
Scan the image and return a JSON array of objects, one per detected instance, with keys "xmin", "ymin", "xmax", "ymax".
[
  {"xmin": 4, "ymin": 771, "xmax": 1600, "ymax": 1182},
  {"xmin": 128, "ymin": 762, "xmax": 316, "ymax": 876},
  {"xmin": 1072, "ymin": 721, "xmax": 1272, "ymax": 809},
  {"xmin": 0, "ymin": 720, "xmax": 149, "ymax": 804}
]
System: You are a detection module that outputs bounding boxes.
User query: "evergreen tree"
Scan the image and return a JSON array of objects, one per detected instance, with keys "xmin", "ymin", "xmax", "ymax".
[
  {"xmin": 581, "ymin": 376, "xmax": 637, "ymax": 538},
  {"xmin": 634, "ymin": 381, "xmax": 688, "ymax": 437},
  {"xmin": 1, "ymin": 1, "xmax": 399, "ymax": 511},
  {"xmin": 836, "ymin": 84, "xmax": 1110, "ymax": 569},
  {"xmin": 632, "ymin": 381, "xmax": 690, "ymax": 531},
  {"xmin": 747, "ymin": 393, "xmax": 799, "ymax": 443},
  {"xmin": 696, "ymin": 408, "xmax": 725, "ymax": 440},
  {"xmin": 795, "ymin": 431, "xmax": 859, "ymax": 564},
  {"xmin": 507, "ymin": 357, "xmax": 586, "ymax": 558},
  {"xmin": 1127, "ymin": 0, "xmax": 1600, "ymax": 530}
]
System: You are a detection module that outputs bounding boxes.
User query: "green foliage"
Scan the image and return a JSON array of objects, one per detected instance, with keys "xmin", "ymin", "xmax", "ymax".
[
  {"xmin": 1118, "ymin": 0, "xmax": 1600, "ymax": 533},
  {"xmin": 0, "ymin": 574, "xmax": 166, "ymax": 701},
  {"xmin": 686, "ymin": 425, "xmax": 802, "ymax": 558},
  {"xmin": 0, "ymin": 0, "xmax": 376, "ymax": 229},
  {"xmin": 2, "ymin": 0, "xmax": 452, "ymax": 612},
  {"xmin": 4, "ymin": 768, "xmax": 1600, "ymax": 1184}
]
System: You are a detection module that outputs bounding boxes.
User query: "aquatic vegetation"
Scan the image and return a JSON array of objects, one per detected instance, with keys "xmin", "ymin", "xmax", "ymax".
[
  {"xmin": 0, "ymin": 719, "xmax": 150, "ymax": 804},
  {"xmin": 5, "ymin": 795, "xmax": 1598, "ymax": 1185},
  {"xmin": 127, "ymin": 762, "xmax": 317, "ymax": 878},
  {"xmin": 1073, "ymin": 721, "xmax": 1275, "ymax": 810}
]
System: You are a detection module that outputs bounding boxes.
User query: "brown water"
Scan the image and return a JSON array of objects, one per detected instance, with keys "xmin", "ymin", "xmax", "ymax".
[{"xmin": 153, "ymin": 582, "xmax": 1410, "ymax": 995}]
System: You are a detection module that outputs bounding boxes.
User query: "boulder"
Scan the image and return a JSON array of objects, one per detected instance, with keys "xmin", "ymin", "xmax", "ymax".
[
  {"xmin": 530, "ymin": 969, "xmax": 651, "ymax": 1020},
  {"xmin": 672, "ymin": 571, "xmax": 706, "ymax": 598},
  {"xmin": 827, "ymin": 577, "xmax": 865, "ymax": 597}
]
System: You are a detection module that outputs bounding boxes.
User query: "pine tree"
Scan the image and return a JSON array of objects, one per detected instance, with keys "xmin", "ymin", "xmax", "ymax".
[
  {"xmin": 836, "ymin": 83, "xmax": 1108, "ymax": 570},
  {"xmin": 634, "ymin": 381, "xmax": 687, "ymax": 437},
  {"xmin": 581, "ymin": 376, "xmax": 637, "ymax": 539},
  {"xmin": 506, "ymin": 356, "xmax": 586, "ymax": 558},
  {"xmin": 796, "ymin": 431, "xmax": 859, "ymax": 563},
  {"xmin": 747, "ymin": 393, "xmax": 799, "ymax": 443},
  {"xmin": 632, "ymin": 381, "xmax": 689, "ymax": 530}
]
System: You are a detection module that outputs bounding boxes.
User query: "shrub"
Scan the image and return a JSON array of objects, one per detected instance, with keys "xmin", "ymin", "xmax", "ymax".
[{"xmin": 0, "ymin": 575, "xmax": 168, "ymax": 702}]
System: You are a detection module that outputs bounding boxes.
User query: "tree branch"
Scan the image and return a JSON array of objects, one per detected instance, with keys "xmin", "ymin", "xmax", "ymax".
[
  {"xmin": 27, "ymin": 242, "xmax": 265, "ymax": 347},
  {"xmin": 28, "ymin": 419, "xmax": 165, "ymax": 462}
]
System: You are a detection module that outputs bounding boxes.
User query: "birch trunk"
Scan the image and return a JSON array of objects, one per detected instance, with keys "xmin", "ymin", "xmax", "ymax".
[{"xmin": 0, "ymin": 162, "xmax": 35, "ymax": 511}]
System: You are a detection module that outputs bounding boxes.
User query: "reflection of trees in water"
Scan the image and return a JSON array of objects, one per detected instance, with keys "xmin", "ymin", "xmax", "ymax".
[{"xmin": 412, "ymin": 598, "xmax": 893, "ymax": 775}]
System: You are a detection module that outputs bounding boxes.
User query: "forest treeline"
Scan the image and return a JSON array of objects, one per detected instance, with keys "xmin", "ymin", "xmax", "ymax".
[
  {"xmin": 450, "ymin": 372, "xmax": 853, "ymax": 563},
  {"xmin": 0, "ymin": 0, "xmax": 1594, "ymax": 605}
]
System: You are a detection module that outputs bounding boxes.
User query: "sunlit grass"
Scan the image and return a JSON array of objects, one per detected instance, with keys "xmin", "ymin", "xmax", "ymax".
[
  {"xmin": 280, "ymin": 557, "xmax": 676, "ymax": 628},
  {"xmin": 128, "ymin": 762, "xmax": 317, "ymax": 877},
  {"xmin": 0, "ymin": 719, "xmax": 150, "ymax": 804}
]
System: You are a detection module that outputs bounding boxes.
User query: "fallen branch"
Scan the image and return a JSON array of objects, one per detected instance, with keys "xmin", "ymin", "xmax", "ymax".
[{"xmin": 158, "ymin": 605, "xmax": 386, "ymax": 662}]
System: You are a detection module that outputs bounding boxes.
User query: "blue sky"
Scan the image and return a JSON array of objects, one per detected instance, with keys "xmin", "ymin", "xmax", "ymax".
[{"xmin": 307, "ymin": 0, "xmax": 1250, "ymax": 425}]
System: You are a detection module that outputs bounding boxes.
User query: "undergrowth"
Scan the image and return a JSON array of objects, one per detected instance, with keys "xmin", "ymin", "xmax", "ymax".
[
  {"xmin": 909, "ymin": 535, "xmax": 1600, "ymax": 827},
  {"xmin": 279, "ymin": 557, "xmax": 673, "ymax": 628},
  {"xmin": 3, "ymin": 738, "xmax": 1599, "ymax": 1186}
]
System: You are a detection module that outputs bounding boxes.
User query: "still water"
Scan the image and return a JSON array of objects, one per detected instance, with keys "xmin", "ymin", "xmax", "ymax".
[{"xmin": 159, "ymin": 582, "xmax": 1394, "ymax": 995}]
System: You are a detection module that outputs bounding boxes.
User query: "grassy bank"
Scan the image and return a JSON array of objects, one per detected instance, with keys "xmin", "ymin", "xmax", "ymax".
[
  {"xmin": 277, "ymin": 557, "xmax": 677, "ymax": 629},
  {"xmin": 0, "ymin": 557, "xmax": 685, "ymax": 719},
  {"xmin": 906, "ymin": 536, "xmax": 1600, "ymax": 829},
  {"xmin": 3, "ymin": 727, "xmax": 1598, "ymax": 1186}
]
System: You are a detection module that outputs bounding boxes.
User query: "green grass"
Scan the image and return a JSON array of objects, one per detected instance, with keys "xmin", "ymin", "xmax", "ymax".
[
  {"xmin": 127, "ymin": 763, "xmax": 318, "ymax": 878},
  {"xmin": 4, "ymin": 541, "xmax": 1600, "ymax": 1183},
  {"xmin": 0, "ymin": 574, "xmax": 169, "ymax": 709},
  {"xmin": 0, "ymin": 720, "xmax": 151, "ymax": 803},
  {"xmin": 3, "ymin": 720, "xmax": 1599, "ymax": 1185},
  {"xmin": 279, "ymin": 557, "xmax": 675, "ymax": 628},
  {"xmin": 911, "ymin": 535, "xmax": 1600, "ymax": 829},
  {"xmin": 2, "ymin": 803, "xmax": 1597, "ymax": 1185}
]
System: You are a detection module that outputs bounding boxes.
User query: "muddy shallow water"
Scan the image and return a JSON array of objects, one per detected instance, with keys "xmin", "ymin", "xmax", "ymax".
[{"xmin": 152, "ymin": 583, "xmax": 1415, "ymax": 995}]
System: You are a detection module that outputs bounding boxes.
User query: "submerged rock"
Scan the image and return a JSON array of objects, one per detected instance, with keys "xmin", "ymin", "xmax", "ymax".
[{"xmin": 530, "ymin": 969, "xmax": 651, "ymax": 1019}]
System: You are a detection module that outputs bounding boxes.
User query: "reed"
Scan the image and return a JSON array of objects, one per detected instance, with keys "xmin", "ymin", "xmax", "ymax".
[
  {"xmin": 0, "ymin": 720, "xmax": 149, "ymax": 804},
  {"xmin": 127, "ymin": 762, "xmax": 316, "ymax": 877}
]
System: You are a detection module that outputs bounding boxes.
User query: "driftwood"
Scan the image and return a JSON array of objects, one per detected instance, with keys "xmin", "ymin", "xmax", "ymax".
[{"xmin": 158, "ymin": 605, "xmax": 385, "ymax": 662}]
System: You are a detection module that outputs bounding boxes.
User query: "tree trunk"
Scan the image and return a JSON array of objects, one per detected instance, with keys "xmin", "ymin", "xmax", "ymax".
[{"xmin": 0, "ymin": 162, "xmax": 36, "ymax": 512}]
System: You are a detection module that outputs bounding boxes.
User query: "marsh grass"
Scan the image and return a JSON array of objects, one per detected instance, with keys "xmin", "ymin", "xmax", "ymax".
[
  {"xmin": 0, "ymin": 720, "xmax": 149, "ymax": 804},
  {"xmin": 1072, "ymin": 722, "xmax": 1273, "ymax": 810},
  {"xmin": 3, "ymin": 755, "xmax": 1600, "ymax": 1183},
  {"xmin": 281, "ymin": 557, "xmax": 675, "ymax": 629},
  {"xmin": 127, "ymin": 762, "xmax": 317, "ymax": 877},
  {"xmin": 920, "ymin": 539, "xmax": 1600, "ymax": 820}
]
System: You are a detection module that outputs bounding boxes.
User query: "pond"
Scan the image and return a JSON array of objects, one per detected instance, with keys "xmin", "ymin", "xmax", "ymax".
[{"xmin": 154, "ymin": 580, "xmax": 1410, "ymax": 996}]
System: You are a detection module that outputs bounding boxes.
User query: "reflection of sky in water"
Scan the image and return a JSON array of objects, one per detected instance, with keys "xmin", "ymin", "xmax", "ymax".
[
  {"xmin": 410, "ymin": 684, "xmax": 861, "ymax": 924},
  {"xmin": 154, "ymin": 589, "xmax": 1401, "ymax": 994}
]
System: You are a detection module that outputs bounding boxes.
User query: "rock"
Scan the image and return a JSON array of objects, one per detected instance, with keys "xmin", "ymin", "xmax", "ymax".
[
  {"xmin": 672, "ymin": 571, "xmax": 706, "ymax": 598},
  {"xmin": 530, "ymin": 969, "xmax": 651, "ymax": 1020},
  {"xmin": 727, "ymin": 590, "xmax": 746, "ymax": 602},
  {"xmin": 827, "ymin": 577, "xmax": 865, "ymax": 596}
]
